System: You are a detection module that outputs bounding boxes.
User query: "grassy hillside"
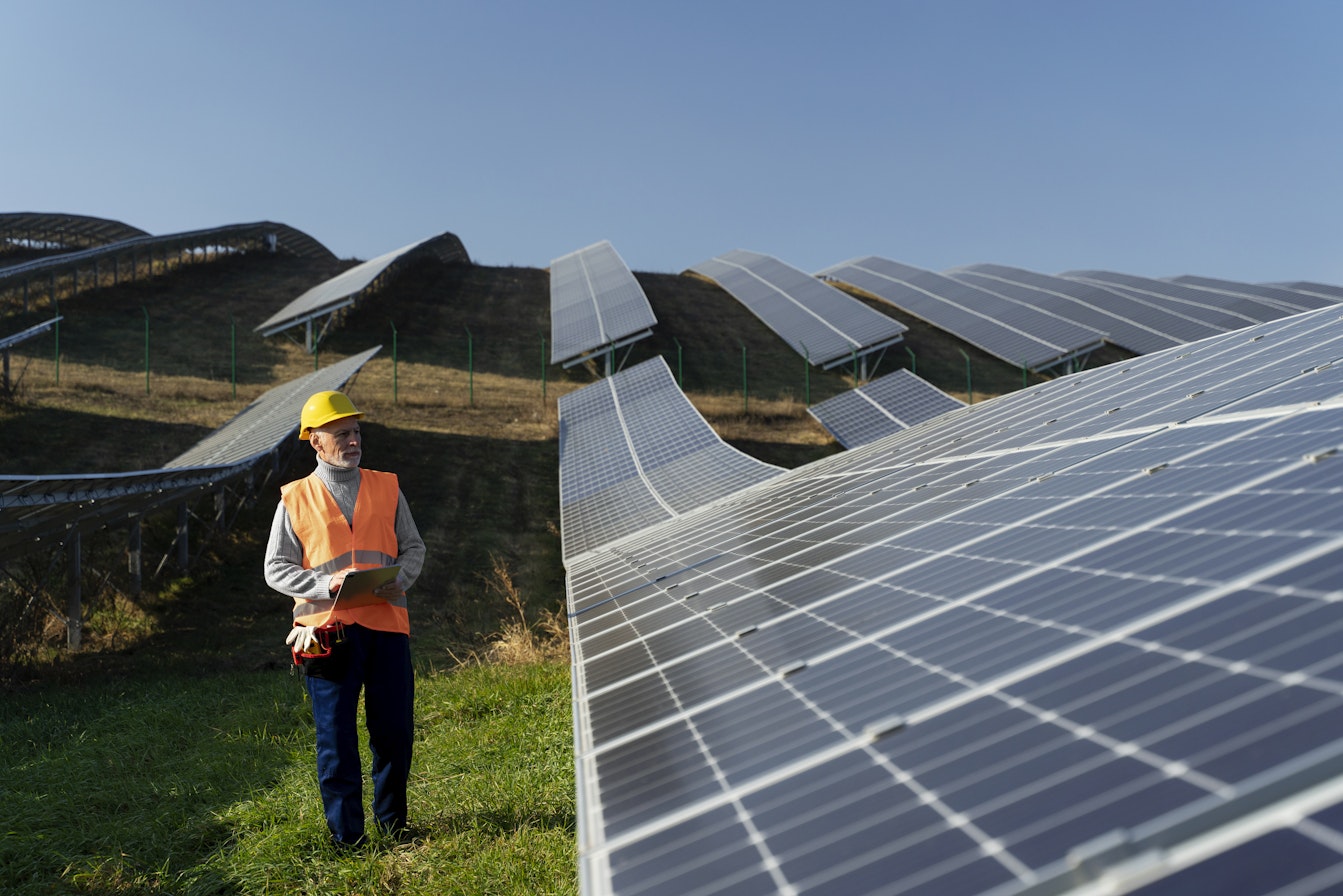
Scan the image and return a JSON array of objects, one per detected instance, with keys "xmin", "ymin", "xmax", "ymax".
[{"xmin": 0, "ymin": 249, "xmax": 1047, "ymax": 671}]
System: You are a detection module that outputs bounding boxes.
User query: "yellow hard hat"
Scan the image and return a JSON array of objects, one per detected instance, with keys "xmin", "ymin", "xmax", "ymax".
[{"xmin": 299, "ymin": 390, "xmax": 362, "ymax": 440}]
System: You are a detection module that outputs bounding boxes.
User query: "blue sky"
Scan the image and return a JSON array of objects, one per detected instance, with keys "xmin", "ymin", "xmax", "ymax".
[{"xmin": 5, "ymin": 1, "xmax": 1341, "ymax": 283}]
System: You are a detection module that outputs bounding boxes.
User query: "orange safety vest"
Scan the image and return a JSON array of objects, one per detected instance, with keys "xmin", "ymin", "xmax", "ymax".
[{"xmin": 280, "ymin": 468, "xmax": 410, "ymax": 634}]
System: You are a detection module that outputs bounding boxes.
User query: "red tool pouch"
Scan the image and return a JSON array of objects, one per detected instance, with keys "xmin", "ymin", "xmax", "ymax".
[{"xmin": 291, "ymin": 620, "xmax": 347, "ymax": 666}]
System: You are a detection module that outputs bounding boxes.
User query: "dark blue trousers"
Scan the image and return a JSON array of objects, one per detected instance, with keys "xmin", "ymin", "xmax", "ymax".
[{"xmin": 303, "ymin": 624, "xmax": 414, "ymax": 845}]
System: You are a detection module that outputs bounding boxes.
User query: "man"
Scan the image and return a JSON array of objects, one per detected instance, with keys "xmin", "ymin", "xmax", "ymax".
[{"xmin": 264, "ymin": 390, "xmax": 426, "ymax": 849}]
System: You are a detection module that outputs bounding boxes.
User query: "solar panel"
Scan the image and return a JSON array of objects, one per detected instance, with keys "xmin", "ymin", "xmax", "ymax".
[
  {"xmin": 688, "ymin": 250, "xmax": 907, "ymax": 369},
  {"xmin": 559, "ymin": 356, "xmax": 784, "ymax": 560},
  {"xmin": 0, "ymin": 316, "xmax": 61, "ymax": 352},
  {"xmin": 567, "ymin": 304, "xmax": 1343, "ymax": 896},
  {"xmin": 808, "ymin": 369, "xmax": 966, "ymax": 449},
  {"xmin": 550, "ymin": 241, "xmax": 658, "ymax": 368},
  {"xmin": 1274, "ymin": 281, "xmax": 1343, "ymax": 304},
  {"xmin": 818, "ymin": 257, "xmax": 1107, "ymax": 372},
  {"xmin": 255, "ymin": 231, "xmax": 468, "ymax": 339},
  {"xmin": 948, "ymin": 264, "xmax": 1184, "ymax": 356},
  {"xmin": 1169, "ymin": 275, "xmax": 1341, "ymax": 315},
  {"xmin": 0, "ymin": 348, "xmax": 381, "ymax": 553},
  {"xmin": 0, "ymin": 212, "xmax": 149, "ymax": 252},
  {"xmin": 1059, "ymin": 270, "xmax": 1278, "ymax": 333}
]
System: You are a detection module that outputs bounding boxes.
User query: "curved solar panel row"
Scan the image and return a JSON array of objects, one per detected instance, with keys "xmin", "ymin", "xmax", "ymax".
[
  {"xmin": 1278, "ymin": 281, "xmax": 1343, "ymax": 303},
  {"xmin": 1170, "ymin": 274, "xmax": 1340, "ymax": 315},
  {"xmin": 808, "ymin": 369, "xmax": 965, "ymax": 449},
  {"xmin": 0, "ymin": 212, "xmax": 149, "ymax": 252},
  {"xmin": 256, "ymin": 231, "xmax": 467, "ymax": 337},
  {"xmin": 688, "ymin": 250, "xmax": 906, "ymax": 369},
  {"xmin": 947, "ymin": 263, "xmax": 1189, "ymax": 356},
  {"xmin": 819, "ymin": 257, "xmax": 1107, "ymax": 372},
  {"xmin": 0, "ymin": 347, "xmax": 380, "ymax": 554},
  {"xmin": 567, "ymin": 305, "xmax": 1343, "ymax": 896},
  {"xmin": 0, "ymin": 222, "xmax": 336, "ymax": 290},
  {"xmin": 559, "ymin": 356, "xmax": 783, "ymax": 561},
  {"xmin": 1060, "ymin": 270, "xmax": 1281, "ymax": 334},
  {"xmin": 550, "ymin": 241, "xmax": 658, "ymax": 367}
]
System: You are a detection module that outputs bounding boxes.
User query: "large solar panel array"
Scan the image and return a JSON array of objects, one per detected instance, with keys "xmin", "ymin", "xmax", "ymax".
[
  {"xmin": 0, "ymin": 221, "xmax": 336, "ymax": 293},
  {"xmin": 688, "ymin": 250, "xmax": 907, "ymax": 369},
  {"xmin": 558, "ymin": 356, "xmax": 783, "ymax": 561},
  {"xmin": 1170, "ymin": 275, "xmax": 1339, "ymax": 315},
  {"xmin": 0, "ymin": 348, "xmax": 380, "ymax": 554},
  {"xmin": 819, "ymin": 257, "xmax": 1107, "ymax": 372},
  {"xmin": 808, "ymin": 369, "xmax": 965, "ymax": 449},
  {"xmin": 1061, "ymin": 269, "xmax": 1299, "ymax": 334},
  {"xmin": 946, "ymin": 264, "xmax": 1189, "ymax": 356},
  {"xmin": 255, "ymin": 231, "xmax": 468, "ymax": 340},
  {"xmin": 566, "ymin": 305, "xmax": 1343, "ymax": 896},
  {"xmin": 0, "ymin": 212, "xmax": 149, "ymax": 253},
  {"xmin": 550, "ymin": 241, "xmax": 658, "ymax": 368}
]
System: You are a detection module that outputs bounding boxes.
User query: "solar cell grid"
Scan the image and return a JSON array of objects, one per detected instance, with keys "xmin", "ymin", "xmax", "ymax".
[
  {"xmin": 1170, "ymin": 274, "xmax": 1340, "ymax": 314},
  {"xmin": 550, "ymin": 240, "xmax": 657, "ymax": 365},
  {"xmin": 809, "ymin": 369, "xmax": 966, "ymax": 448},
  {"xmin": 818, "ymin": 257, "xmax": 1106, "ymax": 370},
  {"xmin": 559, "ymin": 356, "xmax": 783, "ymax": 559},
  {"xmin": 949, "ymin": 264, "xmax": 1179, "ymax": 355},
  {"xmin": 688, "ymin": 250, "xmax": 907, "ymax": 368},
  {"xmin": 569, "ymin": 304, "xmax": 1343, "ymax": 895}
]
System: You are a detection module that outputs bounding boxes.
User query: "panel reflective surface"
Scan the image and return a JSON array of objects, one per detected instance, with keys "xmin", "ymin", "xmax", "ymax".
[
  {"xmin": 550, "ymin": 240, "xmax": 658, "ymax": 365},
  {"xmin": 0, "ymin": 348, "xmax": 380, "ymax": 552},
  {"xmin": 559, "ymin": 356, "xmax": 783, "ymax": 560},
  {"xmin": 688, "ymin": 250, "xmax": 906, "ymax": 368},
  {"xmin": 819, "ymin": 257, "xmax": 1107, "ymax": 370},
  {"xmin": 567, "ymin": 306, "xmax": 1343, "ymax": 896},
  {"xmin": 809, "ymin": 369, "xmax": 965, "ymax": 449}
]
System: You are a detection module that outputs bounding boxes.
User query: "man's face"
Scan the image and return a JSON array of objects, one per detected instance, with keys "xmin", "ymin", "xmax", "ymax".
[{"xmin": 311, "ymin": 416, "xmax": 362, "ymax": 469}]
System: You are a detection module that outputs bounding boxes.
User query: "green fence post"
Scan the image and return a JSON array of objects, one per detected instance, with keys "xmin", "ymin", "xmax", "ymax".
[
  {"xmin": 142, "ymin": 306, "xmax": 150, "ymax": 395},
  {"xmin": 1022, "ymin": 362, "xmax": 1028, "ymax": 390},
  {"xmin": 673, "ymin": 337, "xmax": 683, "ymax": 388},
  {"xmin": 229, "ymin": 311, "xmax": 237, "ymax": 400},
  {"xmin": 390, "ymin": 319, "xmax": 399, "ymax": 405},
  {"xmin": 740, "ymin": 341, "xmax": 748, "ymax": 414},
  {"xmin": 959, "ymin": 348, "xmax": 972, "ymax": 403},
  {"xmin": 800, "ymin": 341, "xmax": 810, "ymax": 406},
  {"xmin": 541, "ymin": 333, "xmax": 547, "ymax": 400},
  {"xmin": 53, "ymin": 298, "xmax": 60, "ymax": 384},
  {"xmin": 905, "ymin": 345, "xmax": 916, "ymax": 375},
  {"xmin": 465, "ymin": 327, "xmax": 474, "ymax": 407}
]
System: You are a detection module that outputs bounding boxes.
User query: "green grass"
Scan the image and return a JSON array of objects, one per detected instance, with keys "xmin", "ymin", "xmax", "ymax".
[{"xmin": 0, "ymin": 661, "xmax": 575, "ymax": 895}]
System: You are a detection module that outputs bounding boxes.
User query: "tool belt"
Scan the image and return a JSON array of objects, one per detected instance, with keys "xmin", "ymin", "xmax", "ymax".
[{"xmin": 291, "ymin": 620, "xmax": 347, "ymax": 667}]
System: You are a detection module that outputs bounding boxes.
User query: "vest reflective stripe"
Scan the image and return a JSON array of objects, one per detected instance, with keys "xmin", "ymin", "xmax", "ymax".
[{"xmin": 281, "ymin": 469, "xmax": 410, "ymax": 634}]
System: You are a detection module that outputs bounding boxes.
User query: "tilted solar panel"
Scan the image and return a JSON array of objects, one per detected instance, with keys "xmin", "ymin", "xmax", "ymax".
[
  {"xmin": 558, "ymin": 356, "xmax": 783, "ymax": 560},
  {"xmin": 255, "ymin": 231, "xmax": 467, "ymax": 337},
  {"xmin": 567, "ymin": 305, "xmax": 1343, "ymax": 896},
  {"xmin": 1170, "ymin": 274, "xmax": 1342, "ymax": 315},
  {"xmin": 809, "ymin": 369, "xmax": 966, "ymax": 449},
  {"xmin": 1060, "ymin": 270, "xmax": 1274, "ymax": 333},
  {"xmin": 949, "ymin": 264, "xmax": 1194, "ymax": 356},
  {"xmin": 550, "ymin": 240, "xmax": 658, "ymax": 366},
  {"xmin": 819, "ymin": 257, "xmax": 1107, "ymax": 371},
  {"xmin": 0, "ymin": 348, "xmax": 381, "ymax": 553},
  {"xmin": 688, "ymin": 250, "xmax": 906, "ymax": 368}
]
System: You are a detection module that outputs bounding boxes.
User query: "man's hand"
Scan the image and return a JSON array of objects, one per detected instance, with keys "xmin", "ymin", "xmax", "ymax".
[{"xmin": 286, "ymin": 625, "xmax": 318, "ymax": 653}]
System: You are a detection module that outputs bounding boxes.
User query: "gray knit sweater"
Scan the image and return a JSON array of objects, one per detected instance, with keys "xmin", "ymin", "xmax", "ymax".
[{"xmin": 263, "ymin": 458, "xmax": 426, "ymax": 603}]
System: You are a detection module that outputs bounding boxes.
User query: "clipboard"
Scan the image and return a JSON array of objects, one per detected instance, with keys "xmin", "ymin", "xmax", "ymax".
[{"xmin": 333, "ymin": 565, "xmax": 401, "ymax": 609}]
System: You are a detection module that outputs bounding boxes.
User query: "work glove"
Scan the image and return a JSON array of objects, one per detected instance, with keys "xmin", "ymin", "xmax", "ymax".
[{"xmin": 286, "ymin": 625, "xmax": 318, "ymax": 653}]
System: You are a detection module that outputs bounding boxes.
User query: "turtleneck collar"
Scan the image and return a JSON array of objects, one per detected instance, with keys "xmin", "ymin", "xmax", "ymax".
[{"xmin": 316, "ymin": 457, "xmax": 361, "ymax": 484}]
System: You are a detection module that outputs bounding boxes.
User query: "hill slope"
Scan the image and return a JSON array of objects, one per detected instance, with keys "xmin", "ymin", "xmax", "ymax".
[{"xmin": 0, "ymin": 250, "xmax": 1050, "ymax": 676}]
